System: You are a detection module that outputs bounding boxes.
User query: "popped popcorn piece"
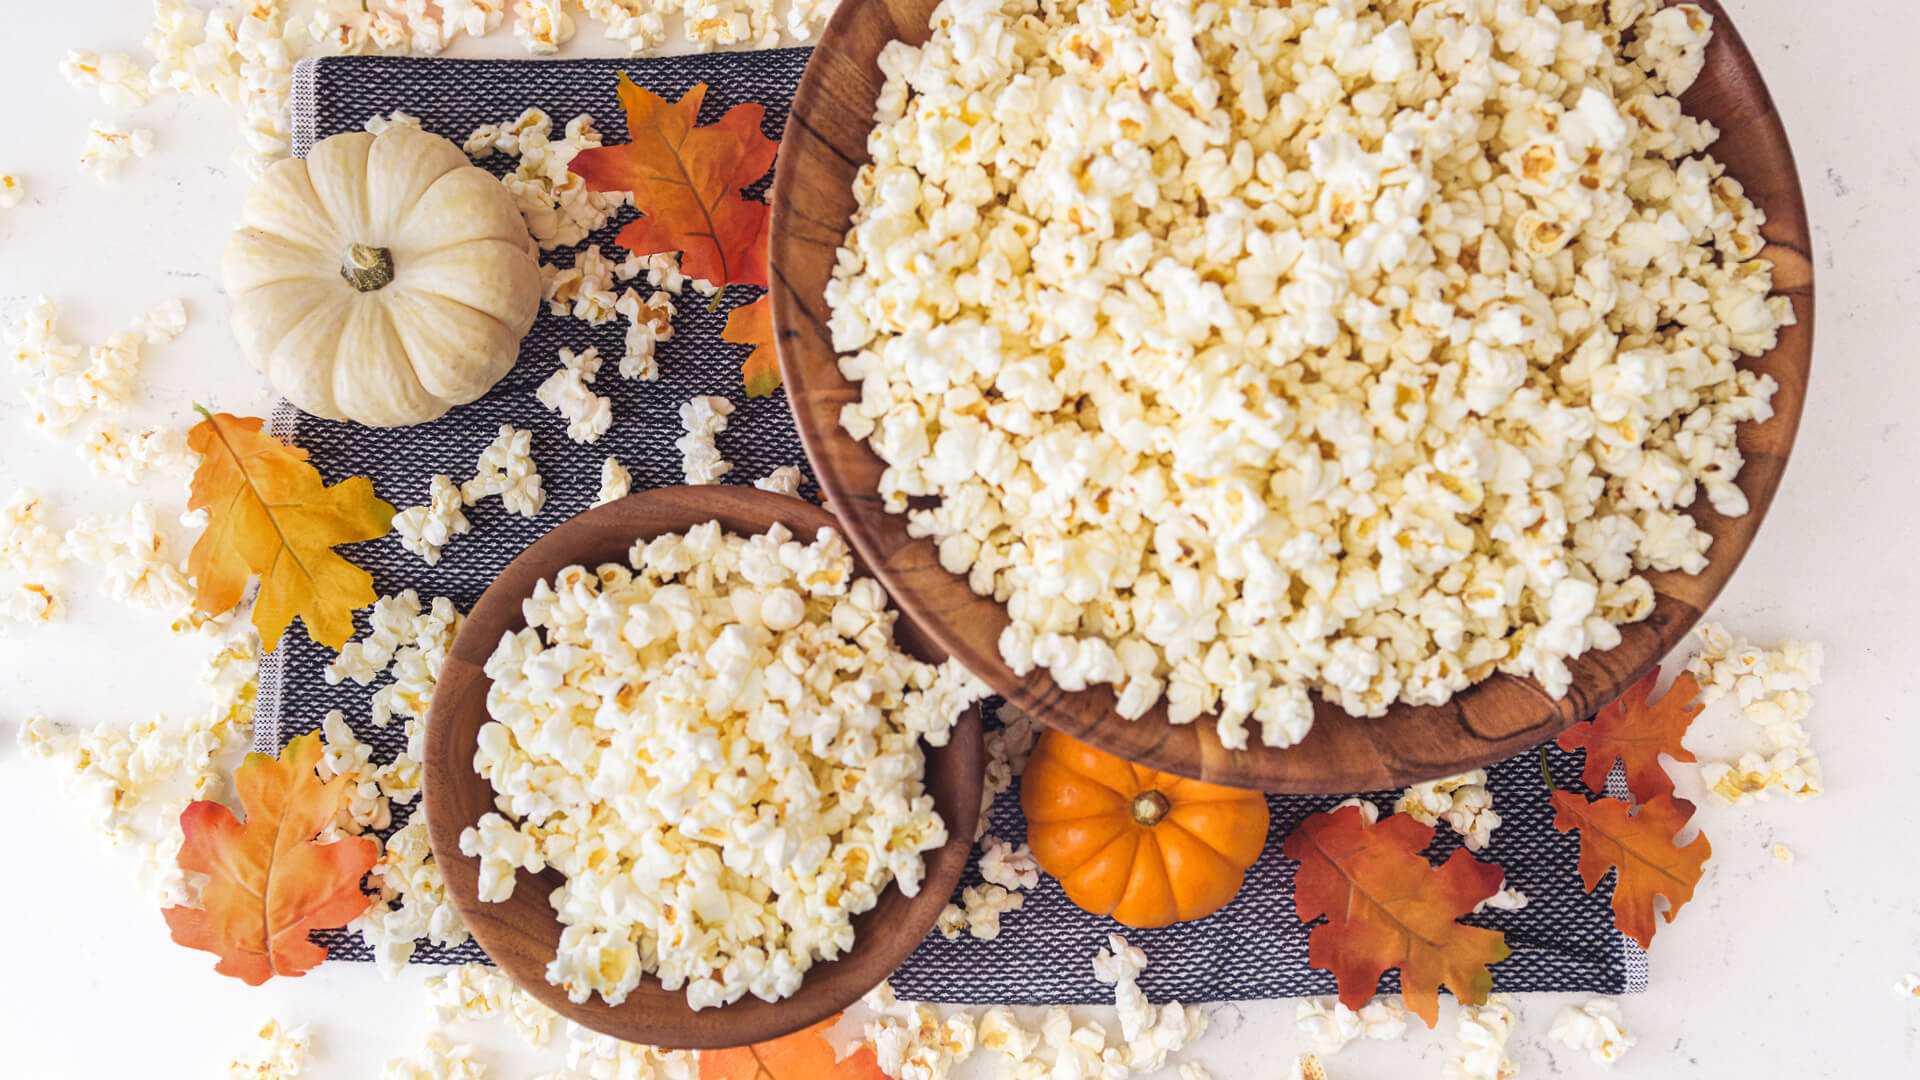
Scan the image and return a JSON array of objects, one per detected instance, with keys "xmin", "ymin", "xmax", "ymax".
[
  {"xmin": 1446, "ymin": 997, "xmax": 1518, "ymax": 1080},
  {"xmin": 1396, "ymin": 771, "xmax": 1501, "ymax": 851},
  {"xmin": 381, "ymin": 1034, "xmax": 488, "ymax": 1080},
  {"xmin": 61, "ymin": 502, "xmax": 194, "ymax": 614},
  {"xmin": 1550, "ymin": 999, "xmax": 1636, "ymax": 1065},
  {"xmin": 545, "ymin": 245, "xmax": 622, "ymax": 324},
  {"xmin": 513, "ymin": 0, "xmax": 576, "ymax": 54},
  {"xmin": 935, "ymin": 902, "xmax": 970, "ymax": 940},
  {"xmin": 77, "ymin": 423, "xmax": 195, "ymax": 484},
  {"xmin": 469, "ymin": 109, "xmax": 624, "ymax": 249},
  {"xmin": 226, "ymin": 1018, "xmax": 311, "ymax": 1079},
  {"xmin": 754, "ymin": 466, "xmax": 805, "ymax": 498},
  {"xmin": 395, "ymin": 476, "xmax": 473, "ymax": 565},
  {"xmin": 676, "ymin": 395, "xmax": 735, "ymax": 485},
  {"xmin": 62, "ymin": 50, "xmax": 153, "ymax": 109},
  {"xmin": 957, "ymin": 882, "xmax": 1026, "ymax": 941},
  {"xmin": 866, "ymin": 996, "xmax": 978, "ymax": 1080},
  {"xmin": 1687, "ymin": 623, "xmax": 1824, "ymax": 803},
  {"xmin": 831, "ymin": 0, "xmax": 1792, "ymax": 747},
  {"xmin": 353, "ymin": 820, "xmax": 470, "ymax": 978},
  {"xmin": 464, "ymin": 522, "xmax": 985, "ymax": 1009},
  {"xmin": 979, "ymin": 835, "xmax": 1039, "ymax": 891},
  {"xmin": 364, "ymin": 110, "xmax": 424, "ymax": 135},
  {"xmin": 1177, "ymin": 1065, "xmax": 1212, "ymax": 1080},
  {"xmin": 130, "ymin": 298, "xmax": 189, "ymax": 344},
  {"xmin": 535, "ymin": 347, "xmax": 614, "ymax": 443},
  {"xmin": 1897, "ymin": 973, "xmax": 1920, "ymax": 998},
  {"xmin": 1295, "ymin": 997, "xmax": 1408, "ymax": 1056},
  {"xmin": 595, "ymin": 456, "xmax": 632, "ymax": 507},
  {"xmin": 1290, "ymin": 1053, "xmax": 1328, "ymax": 1080},
  {"xmin": 562, "ymin": 1022, "xmax": 698, "ymax": 1079},
  {"xmin": 614, "ymin": 287, "xmax": 677, "ymax": 379},
  {"xmin": 463, "ymin": 424, "xmax": 546, "ymax": 518},
  {"xmin": 425, "ymin": 964, "xmax": 562, "ymax": 1048},
  {"xmin": 0, "ymin": 174, "xmax": 25, "ymax": 209},
  {"xmin": 1772, "ymin": 843, "xmax": 1794, "ymax": 863},
  {"xmin": 318, "ymin": 709, "xmax": 393, "ymax": 834},
  {"xmin": 81, "ymin": 121, "xmax": 155, "ymax": 180},
  {"xmin": 977, "ymin": 705, "xmax": 1040, "ymax": 839},
  {"xmin": 1094, "ymin": 934, "xmax": 1208, "ymax": 1072},
  {"xmin": 1474, "ymin": 883, "xmax": 1529, "ymax": 913}
]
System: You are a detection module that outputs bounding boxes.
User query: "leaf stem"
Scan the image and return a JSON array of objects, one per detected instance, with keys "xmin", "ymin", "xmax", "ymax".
[
  {"xmin": 1539, "ymin": 747, "xmax": 1555, "ymax": 792},
  {"xmin": 707, "ymin": 284, "xmax": 726, "ymax": 314}
]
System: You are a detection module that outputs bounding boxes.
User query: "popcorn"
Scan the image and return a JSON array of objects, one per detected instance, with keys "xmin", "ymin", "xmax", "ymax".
[
  {"xmin": 1550, "ymin": 998, "xmax": 1636, "ymax": 1065},
  {"xmin": 1772, "ymin": 843, "xmax": 1794, "ymax": 863},
  {"xmin": 754, "ymin": 466, "xmax": 805, "ymax": 497},
  {"xmin": 1474, "ymin": 883, "xmax": 1529, "ymax": 914},
  {"xmin": 535, "ymin": 347, "xmax": 614, "ymax": 443},
  {"xmin": 954, "ymin": 882, "xmax": 1026, "ymax": 941},
  {"xmin": 977, "ymin": 706, "xmax": 1040, "ymax": 839},
  {"xmin": 865, "ymin": 994, "xmax": 979, "ymax": 1080},
  {"xmin": 595, "ymin": 456, "xmax": 632, "ymax": 507},
  {"xmin": 1897, "ymin": 973, "xmax": 1920, "ymax": 998},
  {"xmin": 364, "ymin": 110, "xmax": 424, "ymax": 135},
  {"xmin": 395, "ymin": 476, "xmax": 473, "ymax": 565},
  {"xmin": 615, "ymin": 288, "xmax": 677, "ymax": 380},
  {"xmin": 464, "ymin": 523, "xmax": 984, "ymax": 1009},
  {"xmin": 1177, "ymin": 1065, "xmax": 1212, "ymax": 1080},
  {"xmin": 513, "ymin": 0, "xmax": 576, "ymax": 54},
  {"xmin": 1295, "ymin": 997, "xmax": 1408, "ymax": 1056},
  {"xmin": 562, "ymin": 1022, "xmax": 698, "ymax": 1079},
  {"xmin": 61, "ymin": 502, "xmax": 195, "ymax": 615},
  {"xmin": 226, "ymin": 1018, "xmax": 311, "ymax": 1079},
  {"xmin": 463, "ymin": 424, "xmax": 547, "ymax": 518},
  {"xmin": 81, "ymin": 121, "xmax": 155, "ymax": 180},
  {"xmin": 978, "ymin": 836, "xmax": 1039, "ymax": 891},
  {"xmin": 425, "ymin": 964, "xmax": 562, "ymax": 1048},
  {"xmin": 0, "ymin": 174, "xmax": 25, "ymax": 209},
  {"xmin": 354, "ymin": 820, "xmax": 470, "ymax": 978},
  {"xmin": 831, "ymin": 0, "xmax": 1791, "ymax": 746},
  {"xmin": 676, "ymin": 395, "xmax": 735, "ymax": 485},
  {"xmin": 131, "ymin": 299, "xmax": 189, "ymax": 344},
  {"xmin": 1446, "ymin": 997, "xmax": 1518, "ymax": 1080},
  {"xmin": 469, "ymin": 109, "xmax": 624, "ymax": 249},
  {"xmin": 1290, "ymin": 1054, "xmax": 1328, "ymax": 1080},
  {"xmin": 1395, "ymin": 771, "xmax": 1501, "ymax": 851},
  {"xmin": 62, "ymin": 50, "xmax": 153, "ymax": 109},
  {"xmin": 1687, "ymin": 623, "xmax": 1824, "ymax": 803},
  {"xmin": 381, "ymin": 1034, "xmax": 488, "ymax": 1080}
]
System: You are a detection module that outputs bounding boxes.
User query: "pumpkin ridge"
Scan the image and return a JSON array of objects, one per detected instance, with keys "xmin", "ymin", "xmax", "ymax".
[
  {"xmin": 1155, "ymin": 814, "xmax": 1259, "ymax": 866},
  {"xmin": 1041, "ymin": 744, "xmax": 1142, "ymax": 795}
]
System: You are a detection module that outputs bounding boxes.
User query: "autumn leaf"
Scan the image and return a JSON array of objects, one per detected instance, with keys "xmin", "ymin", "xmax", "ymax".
[
  {"xmin": 571, "ymin": 76, "xmax": 777, "ymax": 290},
  {"xmin": 1282, "ymin": 805, "xmax": 1511, "ymax": 1028},
  {"xmin": 161, "ymin": 733, "xmax": 379, "ymax": 985},
  {"xmin": 1551, "ymin": 790, "xmax": 1710, "ymax": 949},
  {"xmin": 724, "ymin": 295, "xmax": 781, "ymax": 397},
  {"xmin": 187, "ymin": 410, "xmax": 394, "ymax": 652},
  {"xmin": 1557, "ymin": 670, "xmax": 1703, "ymax": 802},
  {"xmin": 698, "ymin": 1016, "xmax": 888, "ymax": 1080}
]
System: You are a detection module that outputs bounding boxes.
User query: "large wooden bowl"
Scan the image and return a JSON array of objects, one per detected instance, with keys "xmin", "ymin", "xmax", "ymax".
[
  {"xmin": 769, "ymin": 0, "xmax": 1813, "ymax": 793},
  {"xmin": 423, "ymin": 486, "xmax": 984, "ymax": 1048}
]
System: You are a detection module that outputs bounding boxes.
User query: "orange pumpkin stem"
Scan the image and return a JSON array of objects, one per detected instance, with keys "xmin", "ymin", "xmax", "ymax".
[{"xmin": 1131, "ymin": 790, "xmax": 1172, "ymax": 827}]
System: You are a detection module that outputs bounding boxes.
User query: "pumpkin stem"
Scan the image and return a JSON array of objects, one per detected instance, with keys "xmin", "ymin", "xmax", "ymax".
[
  {"xmin": 340, "ymin": 243, "xmax": 395, "ymax": 292},
  {"xmin": 1131, "ymin": 790, "xmax": 1171, "ymax": 827}
]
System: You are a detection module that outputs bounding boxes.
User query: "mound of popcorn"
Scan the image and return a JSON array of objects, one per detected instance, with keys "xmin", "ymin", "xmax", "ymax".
[
  {"xmin": 462, "ymin": 521, "xmax": 987, "ymax": 1009},
  {"xmin": 827, "ymin": 0, "xmax": 1794, "ymax": 749},
  {"xmin": 1686, "ymin": 621, "xmax": 1823, "ymax": 803}
]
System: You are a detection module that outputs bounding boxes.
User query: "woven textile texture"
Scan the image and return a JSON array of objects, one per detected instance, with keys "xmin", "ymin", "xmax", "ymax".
[{"xmin": 258, "ymin": 54, "xmax": 1649, "ymax": 1005}]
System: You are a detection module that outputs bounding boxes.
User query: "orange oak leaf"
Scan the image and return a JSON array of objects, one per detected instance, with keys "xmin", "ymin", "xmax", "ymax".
[
  {"xmin": 570, "ymin": 75, "xmax": 776, "ymax": 289},
  {"xmin": 161, "ymin": 732, "xmax": 379, "ymax": 985},
  {"xmin": 1551, "ymin": 790, "xmax": 1710, "ymax": 949},
  {"xmin": 698, "ymin": 1016, "xmax": 888, "ymax": 1080},
  {"xmin": 187, "ymin": 409, "xmax": 394, "ymax": 652},
  {"xmin": 1283, "ymin": 805, "xmax": 1511, "ymax": 1028},
  {"xmin": 723, "ymin": 295, "xmax": 781, "ymax": 397},
  {"xmin": 1557, "ymin": 670, "xmax": 1703, "ymax": 802}
]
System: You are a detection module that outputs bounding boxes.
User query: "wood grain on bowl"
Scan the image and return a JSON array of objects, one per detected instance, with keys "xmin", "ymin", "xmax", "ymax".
[
  {"xmin": 422, "ymin": 486, "xmax": 985, "ymax": 1049},
  {"xmin": 769, "ymin": 0, "xmax": 1812, "ymax": 793}
]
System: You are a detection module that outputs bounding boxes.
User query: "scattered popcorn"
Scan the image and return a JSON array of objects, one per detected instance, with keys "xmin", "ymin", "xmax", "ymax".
[
  {"xmin": 1, "ymin": 174, "xmax": 25, "ymax": 209},
  {"xmin": 61, "ymin": 502, "xmax": 195, "ymax": 615},
  {"xmin": 676, "ymin": 395, "xmax": 735, "ymax": 485},
  {"xmin": 62, "ymin": 50, "xmax": 153, "ymax": 109},
  {"xmin": 935, "ymin": 902, "xmax": 970, "ymax": 940},
  {"xmin": 535, "ymin": 347, "xmax": 614, "ymax": 443},
  {"xmin": 1295, "ymin": 997, "xmax": 1408, "ymax": 1056},
  {"xmin": 1688, "ymin": 623, "xmax": 1824, "ymax": 803},
  {"xmin": 831, "ymin": 0, "xmax": 1792, "ymax": 747},
  {"xmin": 594, "ymin": 456, "xmax": 632, "ymax": 507},
  {"xmin": 354, "ymin": 820, "xmax": 470, "ymax": 978},
  {"xmin": 1334, "ymin": 797, "xmax": 1381, "ymax": 825},
  {"xmin": 1396, "ymin": 771, "xmax": 1501, "ymax": 851},
  {"xmin": 562, "ymin": 1022, "xmax": 698, "ymax": 1079},
  {"xmin": 1291, "ymin": 1053, "xmax": 1329, "ymax": 1080},
  {"xmin": 955, "ymin": 882, "xmax": 1026, "ymax": 941},
  {"xmin": 469, "ymin": 110, "xmax": 626, "ymax": 249},
  {"xmin": 76, "ymin": 422, "xmax": 194, "ymax": 484},
  {"xmin": 364, "ymin": 110, "xmax": 425, "ymax": 135},
  {"xmin": 1550, "ymin": 998, "xmax": 1635, "ymax": 1065},
  {"xmin": 226, "ymin": 1018, "xmax": 311, "ymax": 1080},
  {"xmin": 979, "ymin": 836, "xmax": 1040, "ymax": 891},
  {"xmin": 318, "ymin": 709, "xmax": 393, "ymax": 834},
  {"xmin": 1446, "ymin": 997, "xmax": 1518, "ymax": 1080},
  {"xmin": 381, "ymin": 1034, "xmax": 488, "ymax": 1080},
  {"xmin": 513, "ymin": 0, "xmax": 577, "ymax": 54},
  {"xmin": 395, "ymin": 476, "xmax": 473, "ymax": 565},
  {"xmin": 130, "ymin": 298, "xmax": 189, "ymax": 345},
  {"xmin": 977, "ymin": 705, "xmax": 1041, "ymax": 839},
  {"xmin": 1474, "ymin": 883, "xmax": 1530, "ymax": 913},
  {"xmin": 865, "ymin": 992, "xmax": 979, "ymax": 1080},
  {"xmin": 8, "ymin": 296, "xmax": 173, "ymax": 434},
  {"xmin": 1896, "ymin": 973, "xmax": 1920, "ymax": 998},
  {"xmin": 464, "ymin": 522, "xmax": 986, "ymax": 1009},
  {"xmin": 1177, "ymin": 1064, "xmax": 1212, "ymax": 1080},
  {"xmin": 81, "ymin": 121, "xmax": 155, "ymax": 180},
  {"xmin": 425, "ymin": 964, "xmax": 562, "ymax": 1048},
  {"xmin": 545, "ymin": 244, "xmax": 622, "ymax": 324},
  {"xmin": 754, "ymin": 465, "xmax": 805, "ymax": 497},
  {"xmin": 1772, "ymin": 843, "xmax": 1794, "ymax": 863},
  {"xmin": 615, "ymin": 287, "xmax": 677, "ymax": 379},
  {"xmin": 463, "ymin": 424, "xmax": 547, "ymax": 518}
]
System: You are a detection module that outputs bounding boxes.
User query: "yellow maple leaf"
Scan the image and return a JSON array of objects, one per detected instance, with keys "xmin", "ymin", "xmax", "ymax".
[
  {"xmin": 722, "ymin": 294, "xmax": 781, "ymax": 397},
  {"xmin": 186, "ymin": 409, "xmax": 394, "ymax": 651}
]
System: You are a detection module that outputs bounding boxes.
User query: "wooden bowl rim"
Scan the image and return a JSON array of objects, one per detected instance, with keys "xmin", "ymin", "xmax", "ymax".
[
  {"xmin": 768, "ymin": 0, "xmax": 1814, "ymax": 793},
  {"xmin": 422, "ymin": 485, "xmax": 985, "ymax": 1049}
]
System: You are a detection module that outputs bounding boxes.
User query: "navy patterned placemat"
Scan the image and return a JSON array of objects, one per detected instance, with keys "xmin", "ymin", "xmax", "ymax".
[{"xmin": 258, "ymin": 54, "xmax": 1646, "ymax": 1004}]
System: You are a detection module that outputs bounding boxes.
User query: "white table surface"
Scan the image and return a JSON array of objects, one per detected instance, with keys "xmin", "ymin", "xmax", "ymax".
[{"xmin": 2, "ymin": 2, "xmax": 1916, "ymax": 1077}]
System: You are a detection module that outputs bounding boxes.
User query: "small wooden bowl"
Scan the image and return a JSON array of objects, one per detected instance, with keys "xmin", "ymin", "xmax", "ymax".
[
  {"xmin": 422, "ymin": 486, "xmax": 984, "ymax": 1049},
  {"xmin": 769, "ymin": 0, "xmax": 1813, "ymax": 793}
]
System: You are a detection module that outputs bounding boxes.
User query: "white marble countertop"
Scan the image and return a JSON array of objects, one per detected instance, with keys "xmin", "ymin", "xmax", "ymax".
[{"xmin": 2, "ymin": 1, "xmax": 1916, "ymax": 1076}]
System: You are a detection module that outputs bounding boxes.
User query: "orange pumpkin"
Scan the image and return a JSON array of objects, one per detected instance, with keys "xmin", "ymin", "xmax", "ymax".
[{"xmin": 1021, "ymin": 730, "xmax": 1271, "ymax": 927}]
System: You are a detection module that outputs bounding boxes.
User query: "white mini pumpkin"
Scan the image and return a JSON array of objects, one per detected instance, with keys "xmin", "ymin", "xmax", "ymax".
[{"xmin": 223, "ymin": 127, "xmax": 542, "ymax": 427}]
